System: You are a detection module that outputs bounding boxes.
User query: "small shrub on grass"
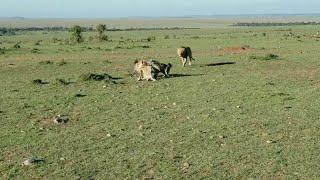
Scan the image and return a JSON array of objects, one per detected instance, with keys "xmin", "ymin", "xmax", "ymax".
[
  {"xmin": 263, "ymin": 53, "xmax": 279, "ymax": 60},
  {"xmin": 138, "ymin": 45, "xmax": 150, "ymax": 49},
  {"xmin": 241, "ymin": 45, "xmax": 251, "ymax": 49},
  {"xmin": 31, "ymin": 48, "xmax": 40, "ymax": 53},
  {"xmin": 147, "ymin": 36, "xmax": 156, "ymax": 42},
  {"xmin": 39, "ymin": 60, "xmax": 53, "ymax": 65},
  {"xmin": 32, "ymin": 79, "xmax": 48, "ymax": 85},
  {"xmin": 96, "ymin": 24, "xmax": 108, "ymax": 42},
  {"xmin": 250, "ymin": 53, "xmax": 279, "ymax": 61},
  {"xmin": 103, "ymin": 60, "xmax": 112, "ymax": 64},
  {"xmin": 52, "ymin": 37, "xmax": 61, "ymax": 43},
  {"xmin": 69, "ymin": 25, "xmax": 83, "ymax": 43},
  {"xmin": 34, "ymin": 40, "xmax": 42, "ymax": 45},
  {"xmin": 249, "ymin": 55, "xmax": 258, "ymax": 60},
  {"xmin": 13, "ymin": 42, "xmax": 21, "ymax": 49},
  {"xmin": 88, "ymin": 36, "xmax": 94, "ymax": 41},
  {"xmin": 0, "ymin": 47, "xmax": 5, "ymax": 55},
  {"xmin": 55, "ymin": 78, "xmax": 71, "ymax": 85},
  {"xmin": 164, "ymin": 35, "xmax": 170, "ymax": 39},
  {"xmin": 56, "ymin": 60, "xmax": 67, "ymax": 66}
]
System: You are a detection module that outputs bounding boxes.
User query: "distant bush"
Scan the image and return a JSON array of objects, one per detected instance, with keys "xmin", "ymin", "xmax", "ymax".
[
  {"xmin": 69, "ymin": 25, "xmax": 83, "ymax": 43},
  {"xmin": 34, "ymin": 40, "xmax": 41, "ymax": 45},
  {"xmin": 57, "ymin": 60, "xmax": 67, "ymax": 66},
  {"xmin": 147, "ymin": 36, "xmax": 156, "ymax": 42},
  {"xmin": 13, "ymin": 42, "xmax": 21, "ymax": 49},
  {"xmin": 88, "ymin": 36, "xmax": 94, "ymax": 41},
  {"xmin": 96, "ymin": 24, "xmax": 108, "ymax": 41},
  {"xmin": 32, "ymin": 79, "xmax": 48, "ymax": 85},
  {"xmin": 241, "ymin": 45, "xmax": 251, "ymax": 49},
  {"xmin": 39, "ymin": 60, "xmax": 53, "ymax": 65},
  {"xmin": 114, "ymin": 45, "xmax": 151, "ymax": 50},
  {"xmin": 264, "ymin": 54, "xmax": 279, "ymax": 60},
  {"xmin": 250, "ymin": 53, "xmax": 279, "ymax": 61},
  {"xmin": 164, "ymin": 35, "xmax": 170, "ymax": 39},
  {"xmin": 52, "ymin": 37, "xmax": 61, "ymax": 43},
  {"xmin": 55, "ymin": 78, "xmax": 71, "ymax": 85},
  {"xmin": 0, "ymin": 47, "xmax": 5, "ymax": 55},
  {"xmin": 31, "ymin": 48, "xmax": 40, "ymax": 53}
]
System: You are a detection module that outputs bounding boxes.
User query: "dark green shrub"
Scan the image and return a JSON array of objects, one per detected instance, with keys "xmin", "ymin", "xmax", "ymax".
[{"xmin": 69, "ymin": 25, "xmax": 83, "ymax": 43}]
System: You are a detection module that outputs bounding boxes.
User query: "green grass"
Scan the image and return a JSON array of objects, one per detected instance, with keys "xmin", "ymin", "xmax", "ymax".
[{"xmin": 1, "ymin": 24, "xmax": 320, "ymax": 179}]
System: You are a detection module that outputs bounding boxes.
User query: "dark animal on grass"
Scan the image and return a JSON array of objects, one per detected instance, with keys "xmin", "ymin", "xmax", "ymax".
[
  {"xmin": 149, "ymin": 60, "xmax": 172, "ymax": 78},
  {"xmin": 177, "ymin": 46, "xmax": 195, "ymax": 67}
]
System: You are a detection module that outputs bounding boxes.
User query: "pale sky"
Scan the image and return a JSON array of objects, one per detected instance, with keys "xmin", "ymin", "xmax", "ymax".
[{"xmin": 1, "ymin": 0, "xmax": 320, "ymax": 18}]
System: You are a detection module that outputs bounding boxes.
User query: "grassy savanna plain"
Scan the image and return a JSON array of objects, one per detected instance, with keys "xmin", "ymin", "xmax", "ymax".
[{"xmin": 1, "ymin": 18, "xmax": 320, "ymax": 179}]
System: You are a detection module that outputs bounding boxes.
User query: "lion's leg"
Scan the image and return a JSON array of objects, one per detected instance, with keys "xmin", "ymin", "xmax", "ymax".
[
  {"xmin": 180, "ymin": 57, "xmax": 184, "ymax": 66},
  {"xmin": 188, "ymin": 57, "xmax": 192, "ymax": 66},
  {"xmin": 137, "ymin": 70, "xmax": 143, "ymax": 81},
  {"xmin": 183, "ymin": 58, "xmax": 187, "ymax": 67}
]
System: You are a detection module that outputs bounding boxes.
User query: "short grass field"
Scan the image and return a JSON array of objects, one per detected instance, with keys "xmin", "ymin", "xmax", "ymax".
[{"xmin": 1, "ymin": 20, "xmax": 320, "ymax": 179}]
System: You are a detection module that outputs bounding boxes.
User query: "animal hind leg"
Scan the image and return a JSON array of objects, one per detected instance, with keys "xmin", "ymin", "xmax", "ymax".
[
  {"xmin": 183, "ymin": 58, "xmax": 187, "ymax": 67},
  {"xmin": 180, "ymin": 57, "xmax": 185, "ymax": 67},
  {"xmin": 188, "ymin": 57, "xmax": 192, "ymax": 66}
]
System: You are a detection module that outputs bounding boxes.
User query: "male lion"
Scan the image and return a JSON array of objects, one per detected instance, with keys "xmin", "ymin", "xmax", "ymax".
[
  {"xmin": 177, "ymin": 46, "xmax": 195, "ymax": 67},
  {"xmin": 133, "ymin": 60, "xmax": 156, "ymax": 81}
]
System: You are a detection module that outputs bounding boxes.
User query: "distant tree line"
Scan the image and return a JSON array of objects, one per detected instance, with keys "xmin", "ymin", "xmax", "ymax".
[
  {"xmin": 0, "ymin": 26, "xmax": 199, "ymax": 36},
  {"xmin": 233, "ymin": 22, "xmax": 320, "ymax": 27}
]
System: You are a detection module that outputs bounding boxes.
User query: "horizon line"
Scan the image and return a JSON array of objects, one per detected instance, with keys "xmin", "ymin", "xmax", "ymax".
[{"xmin": 1, "ymin": 13, "xmax": 320, "ymax": 20}]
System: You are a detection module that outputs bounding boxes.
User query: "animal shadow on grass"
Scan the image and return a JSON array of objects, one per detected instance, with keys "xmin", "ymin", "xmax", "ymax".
[
  {"xmin": 170, "ymin": 74, "xmax": 204, "ymax": 78},
  {"xmin": 202, "ymin": 62, "xmax": 236, "ymax": 67}
]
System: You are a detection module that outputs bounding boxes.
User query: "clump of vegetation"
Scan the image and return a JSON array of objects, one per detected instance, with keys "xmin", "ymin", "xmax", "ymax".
[
  {"xmin": 57, "ymin": 60, "xmax": 67, "ymax": 66},
  {"xmin": 103, "ymin": 60, "xmax": 112, "ymax": 64},
  {"xmin": 31, "ymin": 48, "xmax": 40, "ymax": 53},
  {"xmin": 262, "ymin": 32, "xmax": 267, "ymax": 37},
  {"xmin": 34, "ymin": 40, "xmax": 42, "ymax": 45},
  {"xmin": 147, "ymin": 36, "xmax": 156, "ymax": 42},
  {"xmin": 69, "ymin": 25, "xmax": 83, "ymax": 43},
  {"xmin": 114, "ymin": 45, "xmax": 150, "ymax": 50},
  {"xmin": 250, "ymin": 53, "xmax": 279, "ymax": 61},
  {"xmin": 88, "ymin": 36, "xmax": 94, "ymax": 41},
  {"xmin": 139, "ymin": 45, "xmax": 150, "ymax": 48},
  {"xmin": 55, "ymin": 78, "xmax": 71, "ymax": 85},
  {"xmin": 39, "ymin": 60, "xmax": 53, "ymax": 65},
  {"xmin": 96, "ymin": 24, "xmax": 108, "ymax": 41},
  {"xmin": 52, "ymin": 37, "xmax": 62, "ymax": 43},
  {"xmin": 32, "ymin": 79, "xmax": 48, "ymax": 85},
  {"xmin": 13, "ymin": 42, "xmax": 21, "ymax": 49},
  {"xmin": 164, "ymin": 34, "xmax": 170, "ymax": 39},
  {"xmin": 0, "ymin": 47, "xmax": 5, "ymax": 55},
  {"xmin": 241, "ymin": 45, "xmax": 251, "ymax": 49},
  {"xmin": 264, "ymin": 53, "xmax": 279, "ymax": 60}
]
